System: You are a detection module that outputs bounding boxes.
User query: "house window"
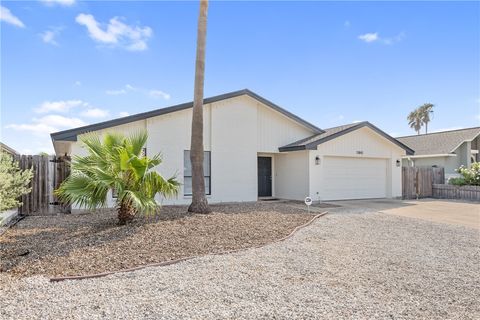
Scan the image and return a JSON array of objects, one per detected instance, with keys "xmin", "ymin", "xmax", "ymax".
[{"xmin": 184, "ymin": 150, "xmax": 211, "ymax": 196}]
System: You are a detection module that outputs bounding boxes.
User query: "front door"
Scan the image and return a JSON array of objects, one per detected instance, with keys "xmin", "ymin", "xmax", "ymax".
[{"xmin": 258, "ymin": 157, "xmax": 272, "ymax": 197}]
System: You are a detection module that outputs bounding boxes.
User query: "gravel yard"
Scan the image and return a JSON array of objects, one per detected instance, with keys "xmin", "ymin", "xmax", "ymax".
[
  {"xmin": 0, "ymin": 202, "xmax": 314, "ymax": 278},
  {"xmin": 1, "ymin": 207, "xmax": 479, "ymax": 319}
]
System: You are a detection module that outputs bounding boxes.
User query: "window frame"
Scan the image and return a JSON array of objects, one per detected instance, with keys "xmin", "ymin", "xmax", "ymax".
[{"xmin": 183, "ymin": 150, "xmax": 211, "ymax": 196}]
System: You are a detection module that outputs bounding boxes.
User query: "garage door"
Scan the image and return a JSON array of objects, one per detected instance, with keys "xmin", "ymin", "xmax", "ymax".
[{"xmin": 322, "ymin": 156, "xmax": 387, "ymax": 200}]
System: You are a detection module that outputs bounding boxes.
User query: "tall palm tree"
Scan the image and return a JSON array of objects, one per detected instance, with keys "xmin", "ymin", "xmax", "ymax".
[
  {"xmin": 418, "ymin": 103, "xmax": 434, "ymax": 134},
  {"xmin": 407, "ymin": 110, "xmax": 422, "ymax": 135},
  {"xmin": 188, "ymin": 0, "xmax": 211, "ymax": 214},
  {"xmin": 55, "ymin": 131, "xmax": 179, "ymax": 224}
]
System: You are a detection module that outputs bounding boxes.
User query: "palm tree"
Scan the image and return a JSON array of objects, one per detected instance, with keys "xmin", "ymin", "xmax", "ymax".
[
  {"xmin": 407, "ymin": 110, "xmax": 422, "ymax": 135},
  {"xmin": 55, "ymin": 131, "xmax": 179, "ymax": 224},
  {"xmin": 188, "ymin": 0, "xmax": 211, "ymax": 214},
  {"xmin": 418, "ymin": 103, "xmax": 434, "ymax": 134}
]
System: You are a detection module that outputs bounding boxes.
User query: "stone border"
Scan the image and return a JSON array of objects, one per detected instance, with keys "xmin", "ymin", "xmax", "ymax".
[{"xmin": 50, "ymin": 211, "xmax": 328, "ymax": 282}]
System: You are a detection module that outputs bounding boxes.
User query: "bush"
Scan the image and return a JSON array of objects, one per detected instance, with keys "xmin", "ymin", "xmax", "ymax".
[
  {"xmin": 450, "ymin": 163, "xmax": 480, "ymax": 186},
  {"xmin": 0, "ymin": 152, "xmax": 33, "ymax": 212}
]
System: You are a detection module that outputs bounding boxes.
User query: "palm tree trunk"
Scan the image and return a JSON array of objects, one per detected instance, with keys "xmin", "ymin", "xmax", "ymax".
[
  {"xmin": 188, "ymin": 0, "xmax": 211, "ymax": 214},
  {"xmin": 118, "ymin": 200, "xmax": 135, "ymax": 225},
  {"xmin": 425, "ymin": 121, "xmax": 428, "ymax": 134}
]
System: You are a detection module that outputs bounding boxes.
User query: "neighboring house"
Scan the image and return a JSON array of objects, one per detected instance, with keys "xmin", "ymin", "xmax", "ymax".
[
  {"xmin": 397, "ymin": 127, "xmax": 480, "ymax": 179},
  {"xmin": 0, "ymin": 142, "xmax": 19, "ymax": 157},
  {"xmin": 51, "ymin": 89, "xmax": 412, "ymax": 206}
]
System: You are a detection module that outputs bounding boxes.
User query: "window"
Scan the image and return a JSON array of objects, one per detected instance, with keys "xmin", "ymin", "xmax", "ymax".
[{"xmin": 184, "ymin": 150, "xmax": 211, "ymax": 196}]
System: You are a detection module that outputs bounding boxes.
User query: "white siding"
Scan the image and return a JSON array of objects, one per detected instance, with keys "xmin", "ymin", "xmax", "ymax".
[
  {"xmin": 309, "ymin": 127, "xmax": 405, "ymax": 199},
  {"xmin": 274, "ymin": 151, "xmax": 309, "ymax": 200}
]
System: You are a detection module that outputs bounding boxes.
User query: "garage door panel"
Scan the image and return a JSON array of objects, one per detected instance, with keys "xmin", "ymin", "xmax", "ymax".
[{"xmin": 322, "ymin": 157, "xmax": 387, "ymax": 200}]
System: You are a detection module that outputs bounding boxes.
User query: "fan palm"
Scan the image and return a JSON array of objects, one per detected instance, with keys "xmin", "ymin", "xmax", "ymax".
[
  {"xmin": 418, "ymin": 103, "xmax": 434, "ymax": 134},
  {"xmin": 407, "ymin": 110, "xmax": 422, "ymax": 135},
  {"xmin": 55, "ymin": 131, "xmax": 179, "ymax": 224}
]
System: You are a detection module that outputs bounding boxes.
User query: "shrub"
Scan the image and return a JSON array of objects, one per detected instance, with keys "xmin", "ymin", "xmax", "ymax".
[
  {"xmin": 55, "ymin": 131, "xmax": 180, "ymax": 224},
  {"xmin": 450, "ymin": 163, "xmax": 480, "ymax": 186},
  {"xmin": 0, "ymin": 152, "xmax": 33, "ymax": 212}
]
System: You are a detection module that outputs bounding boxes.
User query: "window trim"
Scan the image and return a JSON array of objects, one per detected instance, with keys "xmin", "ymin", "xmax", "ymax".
[{"xmin": 183, "ymin": 150, "xmax": 211, "ymax": 196}]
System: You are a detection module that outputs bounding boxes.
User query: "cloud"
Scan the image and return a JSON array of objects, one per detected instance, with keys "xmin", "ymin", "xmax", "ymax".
[
  {"xmin": 344, "ymin": 20, "xmax": 350, "ymax": 28},
  {"xmin": 40, "ymin": 0, "xmax": 76, "ymax": 6},
  {"xmin": 352, "ymin": 120, "xmax": 364, "ymax": 123},
  {"xmin": 81, "ymin": 108, "xmax": 109, "ymax": 118},
  {"xmin": 6, "ymin": 115, "xmax": 86, "ymax": 136},
  {"xmin": 358, "ymin": 32, "xmax": 405, "ymax": 45},
  {"xmin": 34, "ymin": 100, "xmax": 88, "ymax": 113},
  {"xmin": 106, "ymin": 84, "xmax": 170, "ymax": 100},
  {"xmin": 75, "ymin": 13, "xmax": 153, "ymax": 51},
  {"xmin": 149, "ymin": 90, "xmax": 171, "ymax": 100},
  {"xmin": 74, "ymin": 80, "xmax": 82, "ymax": 86},
  {"xmin": 119, "ymin": 111, "xmax": 130, "ymax": 117},
  {"xmin": 106, "ymin": 88, "xmax": 127, "ymax": 95},
  {"xmin": 0, "ymin": 6, "xmax": 25, "ymax": 28},
  {"xmin": 40, "ymin": 28, "xmax": 62, "ymax": 46},
  {"xmin": 358, "ymin": 32, "xmax": 378, "ymax": 43}
]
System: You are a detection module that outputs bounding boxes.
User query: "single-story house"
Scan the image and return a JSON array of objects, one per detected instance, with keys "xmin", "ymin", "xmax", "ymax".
[
  {"xmin": 397, "ymin": 127, "xmax": 480, "ymax": 179},
  {"xmin": 1, "ymin": 142, "xmax": 19, "ymax": 157},
  {"xmin": 51, "ymin": 89, "xmax": 413, "ymax": 206}
]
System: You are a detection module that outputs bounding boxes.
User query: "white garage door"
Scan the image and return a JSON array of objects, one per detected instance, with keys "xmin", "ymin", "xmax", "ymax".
[{"xmin": 322, "ymin": 156, "xmax": 387, "ymax": 200}]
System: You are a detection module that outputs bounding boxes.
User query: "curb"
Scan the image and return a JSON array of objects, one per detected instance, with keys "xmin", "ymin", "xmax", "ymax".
[{"xmin": 50, "ymin": 211, "xmax": 328, "ymax": 282}]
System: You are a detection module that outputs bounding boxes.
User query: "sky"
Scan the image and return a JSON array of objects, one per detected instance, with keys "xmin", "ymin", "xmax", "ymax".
[{"xmin": 1, "ymin": 0, "xmax": 479, "ymax": 154}]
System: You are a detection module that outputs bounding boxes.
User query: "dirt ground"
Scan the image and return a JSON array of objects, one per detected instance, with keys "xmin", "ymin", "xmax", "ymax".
[{"xmin": 0, "ymin": 202, "xmax": 314, "ymax": 278}]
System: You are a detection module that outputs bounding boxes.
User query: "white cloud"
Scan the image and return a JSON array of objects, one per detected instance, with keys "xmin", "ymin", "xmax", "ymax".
[
  {"xmin": 106, "ymin": 88, "xmax": 127, "ymax": 95},
  {"xmin": 149, "ymin": 90, "xmax": 171, "ymax": 100},
  {"xmin": 119, "ymin": 111, "xmax": 130, "ymax": 117},
  {"xmin": 40, "ymin": 28, "xmax": 61, "ymax": 46},
  {"xmin": 6, "ymin": 115, "xmax": 86, "ymax": 136},
  {"xmin": 358, "ymin": 32, "xmax": 378, "ymax": 43},
  {"xmin": 75, "ymin": 13, "xmax": 153, "ymax": 51},
  {"xmin": 358, "ymin": 32, "xmax": 405, "ymax": 45},
  {"xmin": 352, "ymin": 120, "xmax": 364, "ymax": 123},
  {"xmin": 34, "ymin": 100, "xmax": 87, "ymax": 113},
  {"xmin": 0, "ymin": 6, "xmax": 25, "ymax": 28},
  {"xmin": 81, "ymin": 108, "xmax": 109, "ymax": 118},
  {"xmin": 40, "ymin": 0, "xmax": 76, "ymax": 6}
]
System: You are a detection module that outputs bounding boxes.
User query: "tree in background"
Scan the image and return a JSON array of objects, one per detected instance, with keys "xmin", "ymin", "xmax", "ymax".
[
  {"xmin": 0, "ymin": 152, "xmax": 33, "ymax": 212},
  {"xmin": 188, "ymin": 0, "xmax": 211, "ymax": 214},
  {"xmin": 55, "ymin": 131, "xmax": 179, "ymax": 224},
  {"xmin": 407, "ymin": 110, "xmax": 422, "ymax": 135},
  {"xmin": 418, "ymin": 103, "xmax": 434, "ymax": 134}
]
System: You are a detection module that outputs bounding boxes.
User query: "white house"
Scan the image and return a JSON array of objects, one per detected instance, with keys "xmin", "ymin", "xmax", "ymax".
[{"xmin": 51, "ymin": 89, "xmax": 413, "ymax": 205}]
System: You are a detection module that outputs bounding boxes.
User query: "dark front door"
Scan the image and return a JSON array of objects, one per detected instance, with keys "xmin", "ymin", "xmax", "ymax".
[{"xmin": 258, "ymin": 157, "xmax": 272, "ymax": 197}]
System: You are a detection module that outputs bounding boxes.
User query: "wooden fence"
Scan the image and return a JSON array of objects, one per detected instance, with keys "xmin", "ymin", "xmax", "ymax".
[
  {"xmin": 433, "ymin": 184, "xmax": 480, "ymax": 202},
  {"xmin": 15, "ymin": 155, "xmax": 71, "ymax": 215},
  {"xmin": 402, "ymin": 167, "xmax": 445, "ymax": 199}
]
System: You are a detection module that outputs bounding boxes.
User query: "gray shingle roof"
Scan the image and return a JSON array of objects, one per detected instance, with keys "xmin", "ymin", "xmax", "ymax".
[
  {"xmin": 396, "ymin": 127, "xmax": 480, "ymax": 155},
  {"xmin": 50, "ymin": 89, "xmax": 323, "ymax": 142},
  {"xmin": 279, "ymin": 121, "xmax": 414, "ymax": 154}
]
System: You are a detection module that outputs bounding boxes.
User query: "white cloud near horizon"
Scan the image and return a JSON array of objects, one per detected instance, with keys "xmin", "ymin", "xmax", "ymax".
[
  {"xmin": 106, "ymin": 84, "xmax": 170, "ymax": 100},
  {"xmin": 75, "ymin": 13, "xmax": 152, "ymax": 51},
  {"xmin": 40, "ymin": 0, "xmax": 76, "ymax": 6},
  {"xmin": 34, "ymin": 100, "xmax": 88, "ymax": 113},
  {"xmin": 81, "ymin": 108, "xmax": 109, "ymax": 118},
  {"xmin": 149, "ymin": 90, "xmax": 171, "ymax": 100},
  {"xmin": 358, "ymin": 32, "xmax": 405, "ymax": 45},
  {"xmin": 0, "ymin": 6, "xmax": 25, "ymax": 28},
  {"xmin": 6, "ymin": 115, "xmax": 86, "ymax": 136},
  {"xmin": 119, "ymin": 111, "xmax": 130, "ymax": 117}
]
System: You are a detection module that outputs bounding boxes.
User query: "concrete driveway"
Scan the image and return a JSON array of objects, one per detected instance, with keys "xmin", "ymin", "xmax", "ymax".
[{"xmin": 329, "ymin": 199, "xmax": 480, "ymax": 229}]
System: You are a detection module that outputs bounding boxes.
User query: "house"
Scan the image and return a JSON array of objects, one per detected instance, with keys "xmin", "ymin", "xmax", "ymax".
[
  {"xmin": 397, "ymin": 127, "xmax": 480, "ymax": 179},
  {"xmin": 51, "ymin": 89, "xmax": 413, "ymax": 205},
  {"xmin": 1, "ymin": 142, "xmax": 19, "ymax": 157}
]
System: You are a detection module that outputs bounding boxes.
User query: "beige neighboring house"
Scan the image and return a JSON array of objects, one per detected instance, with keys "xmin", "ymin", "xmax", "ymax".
[
  {"xmin": 1, "ymin": 142, "xmax": 19, "ymax": 157},
  {"xmin": 397, "ymin": 127, "xmax": 480, "ymax": 179},
  {"xmin": 51, "ymin": 89, "xmax": 413, "ymax": 206}
]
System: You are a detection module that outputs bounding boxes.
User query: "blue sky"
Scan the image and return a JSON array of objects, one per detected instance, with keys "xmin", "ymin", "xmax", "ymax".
[{"xmin": 1, "ymin": 0, "xmax": 479, "ymax": 154}]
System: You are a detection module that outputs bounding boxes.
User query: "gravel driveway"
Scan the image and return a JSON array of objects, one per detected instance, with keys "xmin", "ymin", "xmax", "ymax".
[{"xmin": 2, "ymin": 209, "xmax": 479, "ymax": 319}]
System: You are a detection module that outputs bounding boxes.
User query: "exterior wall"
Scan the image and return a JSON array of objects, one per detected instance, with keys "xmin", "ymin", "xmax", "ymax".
[
  {"xmin": 274, "ymin": 151, "xmax": 309, "ymax": 200},
  {"xmin": 67, "ymin": 95, "xmax": 316, "ymax": 206},
  {"xmin": 309, "ymin": 127, "xmax": 405, "ymax": 199}
]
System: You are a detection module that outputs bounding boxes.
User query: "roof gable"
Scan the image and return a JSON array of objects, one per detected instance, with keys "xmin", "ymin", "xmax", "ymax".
[
  {"xmin": 279, "ymin": 121, "xmax": 414, "ymax": 155},
  {"xmin": 51, "ymin": 89, "xmax": 323, "ymax": 142},
  {"xmin": 396, "ymin": 127, "xmax": 480, "ymax": 155}
]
